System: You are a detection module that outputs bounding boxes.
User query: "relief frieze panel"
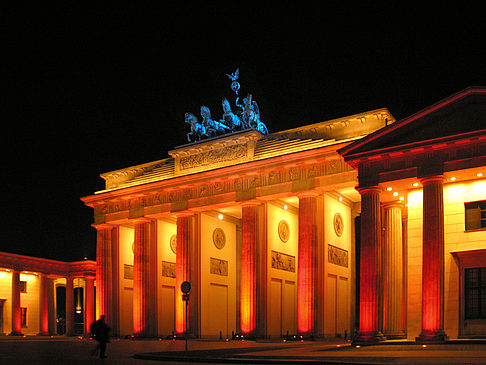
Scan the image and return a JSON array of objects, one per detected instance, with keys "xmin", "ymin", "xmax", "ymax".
[{"xmin": 96, "ymin": 158, "xmax": 348, "ymax": 215}]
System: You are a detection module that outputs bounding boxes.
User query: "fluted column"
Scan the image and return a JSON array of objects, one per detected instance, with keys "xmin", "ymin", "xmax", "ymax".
[
  {"xmin": 9, "ymin": 270, "xmax": 22, "ymax": 335},
  {"xmin": 66, "ymin": 276, "xmax": 75, "ymax": 336},
  {"xmin": 85, "ymin": 276, "xmax": 95, "ymax": 335},
  {"xmin": 354, "ymin": 187, "xmax": 385, "ymax": 344},
  {"xmin": 47, "ymin": 277, "xmax": 56, "ymax": 335},
  {"xmin": 240, "ymin": 203, "xmax": 259, "ymax": 336},
  {"xmin": 38, "ymin": 274, "xmax": 49, "ymax": 335},
  {"xmin": 176, "ymin": 213, "xmax": 192, "ymax": 335},
  {"xmin": 95, "ymin": 224, "xmax": 113, "ymax": 326},
  {"xmin": 417, "ymin": 176, "xmax": 447, "ymax": 343},
  {"xmin": 133, "ymin": 218, "xmax": 152, "ymax": 337},
  {"xmin": 297, "ymin": 193, "xmax": 318, "ymax": 336},
  {"xmin": 382, "ymin": 203, "xmax": 405, "ymax": 338}
]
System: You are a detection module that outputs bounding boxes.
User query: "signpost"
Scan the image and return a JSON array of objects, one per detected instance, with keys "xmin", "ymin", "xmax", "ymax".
[{"xmin": 181, "ymin": 281, "xmax": 191, "ymax": 352}]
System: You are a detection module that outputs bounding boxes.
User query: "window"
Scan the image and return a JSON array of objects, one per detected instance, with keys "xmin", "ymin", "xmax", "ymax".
[
  {"xmin": 20, "ymin": 281, "xmax": 27, "ymax": 293},
  {"xmin": 465, "ymin": 200, "xmax": 486, "ymax": 231},
  {"xmin": 21, "ymin": 307, "xmax": 27, "ymax": 327},
  {"xmin": 465, "ymin": 267, "xmax": 486, "ymax": 319}
]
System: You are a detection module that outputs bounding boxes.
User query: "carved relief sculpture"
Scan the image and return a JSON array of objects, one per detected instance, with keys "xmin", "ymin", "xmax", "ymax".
[
  {"xmin": 170, "ymin": 234, "xmax": 177, "ymax": 254},
  {"xmin": 271, "ymin": 250, "xmax": 295, "ymax": 272},
  {"xmin": 162, "ymin": 261, "xmax": 176, "ymax": 278},
  {"xmin": 212, "ymin": 228, "xmax": 226, "ymax": 250},
  {"xmin": 328, "ymin": 245, "xmax": 348, "ymax": 268},
  {"xmin": 278, "ymin": 220, "xmax": 290, "ymax": 243},
  {"xmin": 210, "ymin": 257, "xmax": 228, "ymax": 276},
  {"xmin": 333, "ymin": 212, "xmax": 344, "ymax": 237}
]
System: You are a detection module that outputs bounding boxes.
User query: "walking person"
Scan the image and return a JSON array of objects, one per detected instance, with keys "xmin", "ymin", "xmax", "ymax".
[{"xmin": 90, "ymin": 315, "xmax": 110, "ymax": 359}]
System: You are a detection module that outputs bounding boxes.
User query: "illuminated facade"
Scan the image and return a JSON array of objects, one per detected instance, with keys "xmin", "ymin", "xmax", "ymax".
[
  {"xmin": 82, "ymin": 87, "xmax": 486, "ymax": 342},
  {"xmin": 82, "ymin": 107, "xmax": 394, "ymax": 339},
  {"xmin": 0, "ymin": 252, "xmax": 95, "ymax": 336},
  {"xmin": 340, "ymin": 87, "xmax": 486, "ymax": 343}
]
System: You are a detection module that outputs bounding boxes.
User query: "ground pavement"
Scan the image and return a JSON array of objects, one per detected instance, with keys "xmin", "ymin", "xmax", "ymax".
[{"xmin": 0, "ymin": 336, "xmax": 486, "ymax": 365}]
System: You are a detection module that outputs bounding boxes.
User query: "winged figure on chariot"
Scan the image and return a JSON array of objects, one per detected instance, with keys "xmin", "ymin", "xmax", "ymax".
[{"xmin": 185, "ymin": 69, "xmax": 269, "ymax": 142}]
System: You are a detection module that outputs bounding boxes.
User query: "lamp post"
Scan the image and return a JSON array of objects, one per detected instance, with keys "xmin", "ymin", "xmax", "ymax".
[{"xmin": 181, "ymin": 281, "xmax": 191, "ymax": 352}]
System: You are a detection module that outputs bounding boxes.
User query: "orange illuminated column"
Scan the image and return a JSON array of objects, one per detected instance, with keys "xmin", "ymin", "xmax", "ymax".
[
  {"xmin": 240, "ymin": 203, "xmax": 259, "ymax": 336},
  {"xmin": 297, "ymin": 193, "xmax": 318, "ymax": 336},
  {"xmin": 354, "ymin": 187, "xmax": 385, "ymax": 344},
  {"xmin": 95, "ymin": 224, "xmax": 113, "ymax": 324},
  {"xmin": 382, "ymin": 203, "xmax": 405, "ymax": 339},
  {"xmin": 416, "ymin": 176, "xmax": 448, "ymax": 343},
  {"xmin": 38, "ymin": 273, "xmax": 49, "ymax": 335},
  {"xmin": 85, "ymin": 276, "xmax": 95, "ymax": 335},
  {"xmin": 133, "ymin": 218, "xmax": 152, "ymax": 337},
  {"xmin": 66, "ymin": 276, "xmax": 75, "ymax": 336},
  {"xmin": 9, "ymin": 270, "xmax": 23, "ymax": 336},
  {"xmin": 176, "ymin": 213, "xmax": 192, "ymax": 335}
]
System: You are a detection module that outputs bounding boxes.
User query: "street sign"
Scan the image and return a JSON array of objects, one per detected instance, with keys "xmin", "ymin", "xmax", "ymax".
[
  {"xmin": 182, "ymin": 294, "xmax": 190, "ymax": 301},
  {"xmin": 181, "ymin": 281, "xmax": 191, "ymax": 294}
]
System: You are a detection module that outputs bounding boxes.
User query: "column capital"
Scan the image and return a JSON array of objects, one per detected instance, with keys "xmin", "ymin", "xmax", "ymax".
[
  {"xmin": 419, "ymin": 175, "xmax": 444, "ymax": 185},
  {"xmin": 357, "ymin": 186, "xmax": 381, "ymax": 195},
  {"xmin": 131, "ymin": 217, "xmax": 152, "ymax": 224},
  {"xmin": 382, "ymin": 201, "xmax": 403, "ymax": 210},
  {"xmin": 92, "ymin": 223, "xmax": 115, "ymax": 231},
  {"xmin": 173, "ymin": 210, "xmax": 194, "ymax": 218},
  {"xmin": 240, "ymin": 200, "xmax": 262, "ymax": 208},
  {"xmin": 297, "ymin": 191, "xmax": 319, "ymax": 199}
]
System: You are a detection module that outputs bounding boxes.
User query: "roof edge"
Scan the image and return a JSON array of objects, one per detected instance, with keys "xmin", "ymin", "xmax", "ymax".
[{"xmin": 338, "ymin": 86, "xmax": 486, "ymax": 158}]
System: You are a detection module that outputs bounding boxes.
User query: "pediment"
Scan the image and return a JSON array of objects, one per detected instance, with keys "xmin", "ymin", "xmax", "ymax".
[{"xmin": 339, "ymin": 87, "xmax": 486, "ymax": 159}]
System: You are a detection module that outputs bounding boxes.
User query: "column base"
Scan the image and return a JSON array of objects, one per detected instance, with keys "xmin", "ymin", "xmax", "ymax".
[
  {"xmin": 8, "ymin": 331, "xmax": 24, "ymax": 336},
  {"xmin": 416, "ymin": 330, "xmax": 448, "ymax": 343},
  {"xmin": 383, "ymin": 330, "xmax": 407, "ymax": 339},
  {"xmin": 352, "ymin": 331, "xmax": 387, "ymax": 345}
]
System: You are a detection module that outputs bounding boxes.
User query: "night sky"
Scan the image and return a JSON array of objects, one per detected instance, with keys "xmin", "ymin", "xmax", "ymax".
[{"xmin": 2, "ymin": 3, "xmax": 485, "ymax": 262}]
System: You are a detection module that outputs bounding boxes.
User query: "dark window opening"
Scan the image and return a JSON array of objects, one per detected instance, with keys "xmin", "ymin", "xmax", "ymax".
[
  {"xmin": 465, "ymin": 267, "xmax": 486, "ymax": 319},
  {"xmin": 20, "ymin": 281, "xmax": 27, "ymax": 293},
  {"xmin": 21, "ymin": 307, "xmax": 27, "ymax": 327},
  {"xmin": 465, "ymin": 200, "xmax": 486, "ymax": 231}
]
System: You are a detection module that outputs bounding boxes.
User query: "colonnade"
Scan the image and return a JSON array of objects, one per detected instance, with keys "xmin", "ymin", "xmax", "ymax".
[
  {"xmin": 8, "ymin": 271, "xmax": 95, "ymax": 336},
  {"xmin": 355, "ymin": 176, "xmax": 447, "ymax": 344},
  {"xmin": 94, "ymin": 193, "xmax": 337, "ymax": 338}
]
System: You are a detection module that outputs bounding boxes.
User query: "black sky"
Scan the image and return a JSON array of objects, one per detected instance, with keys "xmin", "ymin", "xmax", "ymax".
[{"xmin": 2, "ymin": 3, "xmax": 485, "ymax": 262}]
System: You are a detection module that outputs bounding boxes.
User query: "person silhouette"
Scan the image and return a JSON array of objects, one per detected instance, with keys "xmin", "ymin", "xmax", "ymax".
[{"xmin": 90, "ymin": 315, "xmax": 110, "ymax": 358}]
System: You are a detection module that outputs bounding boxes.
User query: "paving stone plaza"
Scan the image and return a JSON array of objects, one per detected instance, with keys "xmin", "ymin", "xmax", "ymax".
[{"xmin": 1, "ymin": 336, "xmax": 486, "ymax": 364}]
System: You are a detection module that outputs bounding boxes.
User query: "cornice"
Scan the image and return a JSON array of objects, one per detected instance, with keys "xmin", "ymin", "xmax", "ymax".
[
  {"xmin": 82, "ymin": 140, "xmax": 353, "ymax": 205},
  {"xmin": 339, "ymin": 87, "xmax": 486, "ymax": 159},
  {"xmin": 0, "ymin": 252, "xmax": 95, "ymax": 277}
]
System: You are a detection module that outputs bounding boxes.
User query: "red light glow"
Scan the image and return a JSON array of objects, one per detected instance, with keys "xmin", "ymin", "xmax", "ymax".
[{"xmin": 240, "ymin": 205, "xmax": 258, "ymax": 335}]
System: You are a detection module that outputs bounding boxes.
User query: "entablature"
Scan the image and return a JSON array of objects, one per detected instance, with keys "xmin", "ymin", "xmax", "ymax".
[{"xmin": 83, "ymin": 144, "xmax": 358, "ymax": 224}]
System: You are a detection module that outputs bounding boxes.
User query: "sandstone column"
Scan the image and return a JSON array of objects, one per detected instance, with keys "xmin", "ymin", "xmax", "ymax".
[
  {"xmin": 94, "ymin": 224, "xmax": 113, "ymax": 325},
  {"xmin": 133, "ymin": 218, "xmax": 153, "ymax": 337},
  {"xmin": 9, "ymin": 270, "xmax": 23, "ymax": 336},
  {"xmin": 47, "ymin": 277, "xmax": 56, "ymax": 335},
  {"xmin": 354, "ymin": 187, "xmax": 386, "ymax": 344},
  {"xmin": 65, "ymin": 276, "xmax": 75, "ymax": 336},
  {"xmin": 38, "ymin": 273, "xmax": 49, "ymax": 335},
  {"xmin": 297, "ymin": 193, "xmax": 318, "ymax": 336},
  {"xmin": 85, "ymin": 276, "xmax": 95, "ymax": 335},
  {"xmin": 382, "ymin": 203, "xmax": 405, "ymax": 338},
  {"xmin": 416, "ymin": 176, "xmax": 447, "ymax": 343},
  {"xmin": 175, "ymin": 213, "xmax": 193, "ymax": 336},
  {"xmin": 240, "ymin": 203, "xmax": 260, "ymax": 337}
]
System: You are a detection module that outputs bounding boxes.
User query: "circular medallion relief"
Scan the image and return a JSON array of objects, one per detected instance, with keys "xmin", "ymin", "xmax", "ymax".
[
  {"xmin": 278, "ymin": 220, "xmax": 290, "ymax": 243},
  {"xmin": 333, "ymin": 213, "xmax": 344, "ymax": 237},
  {"xmin": 170, "ymin": 234, "xmax": 177, "ymax": 254},
  {"xmin": 212, "ymin": 228, "xmax": 226, "ymax": 250}
]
